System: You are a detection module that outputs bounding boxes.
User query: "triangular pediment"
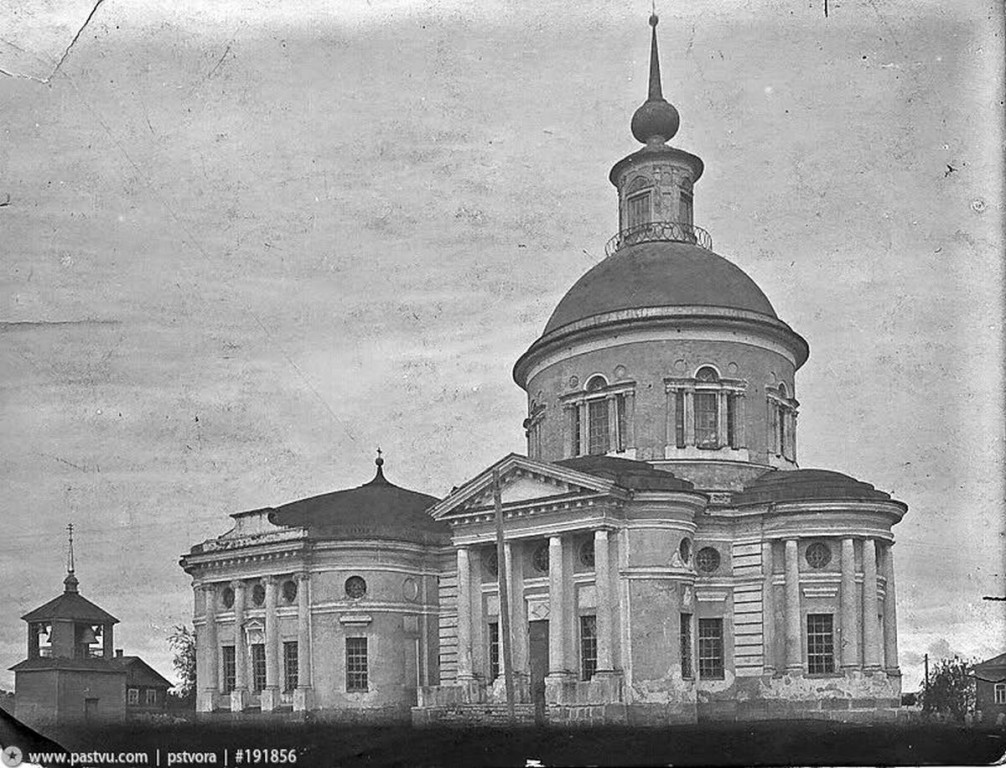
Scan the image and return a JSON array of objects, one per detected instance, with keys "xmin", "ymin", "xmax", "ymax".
[{"xmin": 429, "ymin": 453, "xmax": 620, "ymax": 521}]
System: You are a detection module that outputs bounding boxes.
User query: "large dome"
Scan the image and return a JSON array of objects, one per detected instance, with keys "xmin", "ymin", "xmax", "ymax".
[{"xmin": 543, "ymin": 241, "xmax": 777, "ymax": 335}]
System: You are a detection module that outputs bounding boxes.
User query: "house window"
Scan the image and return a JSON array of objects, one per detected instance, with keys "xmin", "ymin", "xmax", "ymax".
[
  {"xmin": 580, "ymin": 615, "xmax": 598, "ymax": 681},
  {"xmin": 805, "ymin": 542, "xmax": 832, "ymax": 569},
  {"xmin": 680, "ymin": 190, "xmax": 693, "ymax": 224},
  {"xmin": 532, "ymin": 542, "xmax": 550, "ymax": 573},
  {"xmin": 626, "ymin": 191, "xmax": 651, "ymax": 230},
  {"xmin": 667, "ymin": 368, "xmax": 745, "ymax": 452},
  {"xmin": 250, "ymin": 643, "xmax": 266, "ymax": 693},
  {"xmin": 995, "ymin": 683, "xmax": 1006, "ymax": 705},
  {"xmin": 680, "ymin": 614, "xmax": 693, "ymax": 679},
  {"xmin": 698, "ymin": 618, "xmax": 725, "ymax": 679},
  {"xmin": 127, "ymin": 688, "xmax": 139, "ymax": 705},
  {"xmin": 488, "ymin": 622, "xmax": 500, "ymax": 680},
  {"xmin": 222, "ymin": 645, "xmax": 236, "ymax": 694},
  {"xmin": 145, "ymin": 689, "xmax": 157, "ymax": 706},
  {"xmin": 345, "ymin": 576, "xmax": 367, "ymax": 599},
  {"xmin": 768, "ymin": 383, "xmax": 798, "ymax": 461},
  {"xmin": 694, "ymin": 392, "xmax": 718, "ymax": 448},
  {"xmin": 566, "ymin": 378, "xmax": 633, "ymax": 458},
  {"xmin": 346, "ymin": 637, "xmax": 368, "ymax": 692},
  {"xmin": 588, "ymin": 399, "xmax": 610, "ymax": 455},
  {"xmin": 807, "ymin": 614, "xmax": 835, "ymax": 674},
  {"xmin": 283, "ymin": 641, "xmax": 299, "ymax": 692},
  {"xmin": 696, "ymin": 547, "xmax": 721, "ymax": 573}
]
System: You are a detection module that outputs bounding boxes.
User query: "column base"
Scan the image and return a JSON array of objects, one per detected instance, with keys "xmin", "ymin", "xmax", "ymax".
[
  {"xmin": 230, "ymin": 689, "xmax": 248, "ymax": 713},
  {"xmin": 784, "ymin": 665, "xmax": 803, "ymax": 676},
  {"xmin": 260, "ymin": 687, "xmax": 280, "ymax": 712},
  {"xmin": 196, "ymin": 690, "xmax": 216, "ymax": 713},
  {"xmin": 293, "ymin": 687, "xmax": 313, "ymax": 712}
]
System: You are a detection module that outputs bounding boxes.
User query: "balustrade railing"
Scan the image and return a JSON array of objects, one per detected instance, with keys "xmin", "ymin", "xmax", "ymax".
[{"xmin": 604, "ymin": 220, "xmax": 712, "ymax": 257}]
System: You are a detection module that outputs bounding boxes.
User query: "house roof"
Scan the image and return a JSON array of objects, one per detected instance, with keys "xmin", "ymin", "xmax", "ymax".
[
  {"xmin": 21, "ymin": 590, "xmax": 119, "ymax": 625},
  {"xmin": 9, "ymin": 657, "xmax": 125, "ymax": 674},
  {"xmin": 110, "ymin": 656, "xmax": 173, "ymax": 688},
  {"xmin": 555, "ymin": 456, "xmax": 695, "ymax": 492},
  {"xmin": 972, "ymin": 651, "xmax": 1006, "ymax": 683},
  {"xmin": 268, "ymin": 457, "xmax": 449, "ymax": 545},
  {"xmin": 543, "ymin": 242, "xmax": 778, "ymax": 335},
  {"xmin": 734, "ymin": 468, "xmax": 902, "ymax": 507}
]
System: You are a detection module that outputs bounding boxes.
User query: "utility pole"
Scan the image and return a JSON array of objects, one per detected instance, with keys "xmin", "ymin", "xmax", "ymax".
[
  {"xmin": 924, "ymin": 653, "xmax": 929, "ymax": 701},
  {"xmin": 493, "ymin": 469, "xmax": 516, "ymax": 723}
]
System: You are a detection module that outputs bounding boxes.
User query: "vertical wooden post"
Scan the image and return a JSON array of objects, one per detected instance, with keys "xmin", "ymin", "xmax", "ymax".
[{"xmin": 493, "ymin": 469, "xmax": 516, "ymax": 722}]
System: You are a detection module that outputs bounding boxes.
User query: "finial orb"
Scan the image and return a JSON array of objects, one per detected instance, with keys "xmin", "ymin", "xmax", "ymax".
[
  {"xmin": 649, "ymin": 13, "xmax": 659, "ymax": 27},
  {"xmin": 631, "ymin": 99, "xmax": 679, "ymax": 144},
  {"xmin": 375, "ymin": 447, "xmax": 384, "ymax": 467}
]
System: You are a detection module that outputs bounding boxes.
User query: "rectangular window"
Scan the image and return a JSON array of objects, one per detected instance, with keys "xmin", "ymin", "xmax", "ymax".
[
  {"xmin": 726, "ymin": 394, "xmax": 737, "ymax": 449},
  {"xmin": 616, "ymin": 394, "xmax": 627, "ymax": 452},
  {"xmin": 221, "ymin": 645, "xmax": 236, "ymax": 694},
  {"xmin": 698, "ymin": 618, "xmax": 725, "ymax": 679},
  {"xmin": 694, "ymin": 392, "xmax": 719, "ymax": 449},
  {"xmin": 571, "ymin": 406, "xmax": 582, "ymax": 457},
  {"xmin": 995, "ymin": 683, "xmax": 1006, "ymax": 705},
  {"xmin": 488, "ymin": 622, "xmax": 500, "ymax": 680},
  {"xmin": 680, "ymin": 191, "xmax": 694, "ymax": 226},
  {"xmin": 283, "ymin": 641, "xmax": 299, "ymax": 692},
  {"xmin": 580, "ymin": 615, "xmax": 598, "ymax": 681},
  {"xmin": 807, "ymin": 614, "xmax": 835, "ymax": 674},
  {"xmin": 779, "ymin": 407, "xmax": 788, "ymax": 458},
  {"xmin": 674, "ymin": 391, "xmax": 685, "ymax": 448},
  {"xmin": 145, "ymin": 689, "xmax": 157, "ymax": 706},
  {"xmin": 680, "ymin": 614, "xmax": 693, "ymax": 679},
  {"xmin": 346, "ymin": 637, "xmax": 368, "ymax": 692},
  {"xmin": 588, "ymin": 399, "xmax": 610, "ymax": 455},
  {"xmin": 626, "ymin": 191, "xmax": 651, "ymax": 230},
  {"xmin": 250, "ymin": 643, "xmax": 267, "ymax": 693},
  {"xmin": 127, "ymin": 688, "xmax": 139, "ymax": 705}
]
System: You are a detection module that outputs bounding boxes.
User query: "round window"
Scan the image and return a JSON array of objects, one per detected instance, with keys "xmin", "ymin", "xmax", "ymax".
[
  {"xmin": 678, "ymin": 537, "xmax": 692, "ymax": 564},
  {"xmin": 695, "ymin": 546, "xmax": 721, "ymax": 573},
  {"xmin": 345, "ymin": 576, "xmax": 367, "ymax": 599},
  {"xmin": 282, "ymin": 579, "xmax": 298, "ymax": 604},
  {"xmin": 579, "ymin": 540, "xmax": 595, "ymax": 568},
  {"xmin": 485, "ymin": 550, "xmax": 499, "ymax": 577},
  {"xmin": 402, "ymin": 577, "xmax": 419, "ymax": 602},
  {"xmin": 532, "ymin": 543, "xmax": 550, "ymax": 574},
  {"xmin": 221, "ymin": 586, "xmax": 235, "ymax": 609},
  {"xmin": 806, "ymin": 542, "xmax": 832, "ymax": 569},
  {"xmin": 251, "ymin": 583, "xmax": 265, "ymax": 607}
]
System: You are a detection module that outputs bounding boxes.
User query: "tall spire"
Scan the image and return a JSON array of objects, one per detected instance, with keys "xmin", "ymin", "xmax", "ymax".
[
  {"xmin": 647, "ymin": 13, "xmax": 663, "ymax": 101},
  {"xmin": 64, "ymin": 523, "xmax": 79, "ymax": 593},
  {"xmin": 630, "ymin": 13, "xmax": 680, "ymax": 145}
]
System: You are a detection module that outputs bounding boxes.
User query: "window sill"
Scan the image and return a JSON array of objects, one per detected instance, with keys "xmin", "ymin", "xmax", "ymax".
[{"xmin": 664, "ymin": 445, "xmax": 749, "ymax": 462}]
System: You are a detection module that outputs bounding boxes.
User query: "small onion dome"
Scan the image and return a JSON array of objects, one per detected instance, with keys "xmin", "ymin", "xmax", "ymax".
[{"xmin": 631, "ymin": 13, "xmax": 680, "ymax": 144}]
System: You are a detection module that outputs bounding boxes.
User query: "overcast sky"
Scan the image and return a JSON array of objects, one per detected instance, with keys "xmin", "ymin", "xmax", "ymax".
[{"xmin": 0, "ymin": 0, "xmax": 1003, "ymax": 691}]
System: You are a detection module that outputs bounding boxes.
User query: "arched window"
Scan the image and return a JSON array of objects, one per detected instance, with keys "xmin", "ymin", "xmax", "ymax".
[
  {"xmin": 586, "ymin": 375, "xmax": 607, "ymax": 392},
  {"xmin": 566, "ymin": 375, "xmax": 634, "ymax": 458},
  {"xmin": 695, "ymin": 366, "xmax": 719, "ymax": 382},
  {"xmin": 667, "ymin": 367, "xmax": 745, "ymax": 451}
]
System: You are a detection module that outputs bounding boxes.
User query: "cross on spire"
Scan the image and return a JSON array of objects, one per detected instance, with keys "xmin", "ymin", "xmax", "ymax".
[{"xmin": 67, "ymin": 523, "xmax": 75, "ymax": 575}]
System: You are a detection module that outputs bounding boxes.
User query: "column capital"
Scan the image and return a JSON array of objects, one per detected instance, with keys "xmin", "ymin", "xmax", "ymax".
[
  {"xmin": 200, "ymin": 583, "xmax": 218, "ymax": 595},
  {"xmin": 549, "ymin": 534, "xmax": 563, "ymax": 546},
  {"xmin": 593, "ymin": 528, "xmax": 610, "ymax": 542},
  {"xmin": 263, "ymin": 574, "xmax": 280, "ymax": 586},
  {"xmin": 294, "ymin": 572, "xmax": 311, "ymax": 583},
  {"xmin": 230, "ymin": 579, "xmax": 245, "ymax": 591}
]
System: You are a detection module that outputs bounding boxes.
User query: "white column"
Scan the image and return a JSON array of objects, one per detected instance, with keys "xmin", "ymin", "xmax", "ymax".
[
  {"xmin": 294, "ymin": 572, "xmax": 313, "ymax": 711},
  {"xmin": 840, "ymin": 538, "xmax": 859, "ymax": 670},
  {"xmin": 594, "ymin": 530, "xmax": 613, "ymax": 672},
  {"xmin": 456, "ymin": 548, "xmax": 474, "ymax": 681},
  {"xmin": 197, "ymin": 584, "xmax": 218, "ymax": 712},
  {"xmin": 862, "ymin": 538, "xmax": 882, "ymax": 670},
  {"xmin": 261, "ymin": 576, "xmax": 279, "ymax": 711},
  {"xmin": 547, "ymin": 536, "xmax": 568, "ymax": 677},
  {"xmin": 761, "ymin": 541, "xmax": 775, "ymax": 674},
  {"xmin": 231, "ymin": 581, "xmax": 248, "ymax": 712},
  {"xmin": 883, "ymin": 544, "xmax": 900, "ymax": 674},
  {"xmin": 784, "ymin": 539, "xmax": 802, "ymax": 673}
]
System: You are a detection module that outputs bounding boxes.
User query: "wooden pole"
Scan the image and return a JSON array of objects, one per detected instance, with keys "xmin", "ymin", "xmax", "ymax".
[{"xmin": 493, "ymin": 469, "xmax": 516, "ymax": 722}]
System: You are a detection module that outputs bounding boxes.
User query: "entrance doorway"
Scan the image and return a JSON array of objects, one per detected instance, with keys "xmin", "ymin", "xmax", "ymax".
[
  {"xmin": 529, "ymin": 620, "xmax": 549, "ymax": 724},
  {"xmin": 84, "ymin": 698, "xmax": 98, "ymax": 721}
]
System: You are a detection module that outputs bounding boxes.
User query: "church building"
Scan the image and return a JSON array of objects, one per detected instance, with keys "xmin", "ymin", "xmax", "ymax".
[{"xmin": 181, "ymin": 16, "xmax": 906, "ymax": 725}]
